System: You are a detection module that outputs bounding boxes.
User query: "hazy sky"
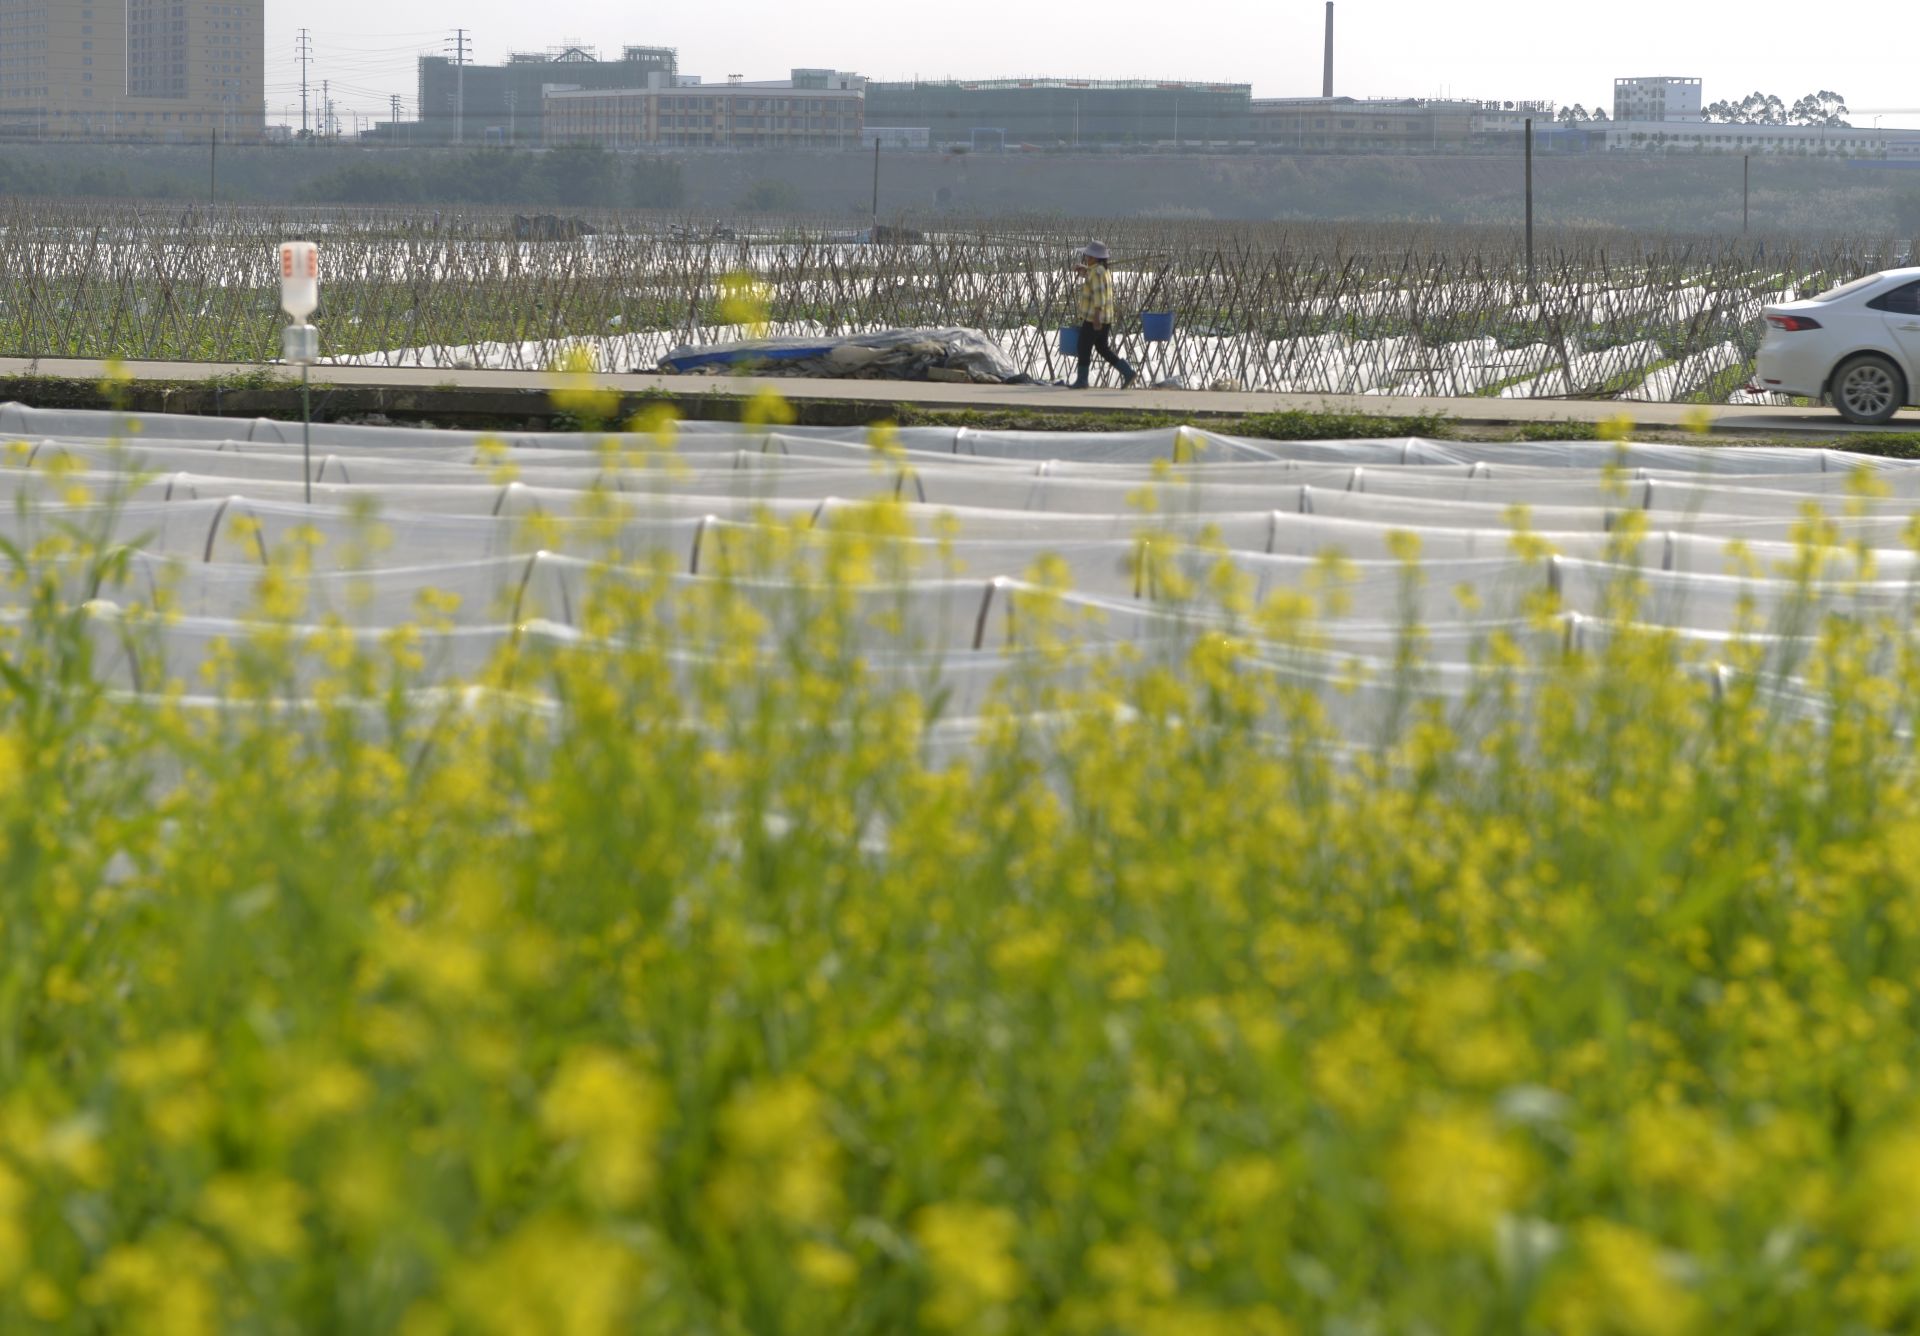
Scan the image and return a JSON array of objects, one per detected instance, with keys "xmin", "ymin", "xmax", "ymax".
[{"xmin": 262, "ymin": 2, "xmax": 1920, "ymax": 131}]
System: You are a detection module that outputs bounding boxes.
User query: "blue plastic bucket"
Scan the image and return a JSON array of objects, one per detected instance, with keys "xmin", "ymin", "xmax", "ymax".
[
  {"xmin": 1142, "ymin": 311, "xmax": 1176, "ymax": 343},
  {"xmin": 1058, "ymin": 325, "xmax": 1081, "ymax": 356}
]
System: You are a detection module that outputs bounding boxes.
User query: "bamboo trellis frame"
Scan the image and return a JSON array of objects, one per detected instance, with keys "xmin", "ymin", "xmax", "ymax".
[{"xmin": 0, "ymin": 199, "xmax": 1902, "ymax": 402}]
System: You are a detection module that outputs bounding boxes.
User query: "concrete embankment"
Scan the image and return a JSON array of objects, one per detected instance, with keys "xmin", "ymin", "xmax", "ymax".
[{"xmin": 0, "ymin": 356, "xmax": 1902, "ymax": 440}]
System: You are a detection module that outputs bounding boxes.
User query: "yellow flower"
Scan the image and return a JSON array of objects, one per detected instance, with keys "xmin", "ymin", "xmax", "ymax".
[
  {"xmin": 271, "ymin": 1059, "xmax": 371, "ymax": 1137},
  {"xmin": 1849, "ymin": 1123, "xmax": 1920, "ymax": 1250},
  {"xmin": 1311, "ymin": 1015, "xmax": 1407, "ymax": 1123},
  {"xmin": 1596, "ymin": 413, "xmax": 1636, "ymax": 443},
  {"xmin": 868, "ymin": 419, "xmax": 906, "ymax": 462},
  {"xmin": 82, "ymin": 1228, "xmax": 224, "ymax": 1336},
  {"xmin": 540, "ymin": 1047, "xmax": 665, "ymax": 1209},
  {"xmin": 550, "ymin": 346, "xmax": 621, "ymax": 425},
  {"xmin": 323, "ymin": 1144, "xmax": 399, "ymax": 1233},
  {"xmin": 719, "ymin": 270, "xmax": 772, "ymax": 333},
  {"xmin": 743, "ymin": 384, "xmax": 796, "ymax": 429},
  {"xmin": 1208, "ymin": 1155, "xmax": 1286, "ymax": 1220},
  {"xmin": 626, "ymin": 401, "xmax": 680, "ymax": 452},
  {"xmin": 446, "ymin": 1216, "xmax": 639, "ymax": 1336},
  {"xmin": 114, "ymin": 1032, "xmax": 212, "ymax": 1090},
  {"xmin": 1386, "ymin": 1110, "xmax": 1529, "ymax": 1248},
  {"xmin": 1538, "ymin": 1219, "xmax": 1700, "ymax": 1336},
  {"xmin": 796, "ymin": 1241, "xmax": 860, "ymax": 1288},
  {"xmin": 197, "ymin": 1174, "xmax": 308, "ymax": 1258},
  {"xmin": 708, "ymin": 1075, "xmax": 841, "ymax": 1227},
  {"xmin": 115, "ymin": 1033, "xmax": 216, "ymax": 1145},
  {"xmin": 1679, "ymin": 406, "xmax": 1714, "ymax": 436},
  {"xmin": 990, "ymin": 924, "xmax": 1064, "ymax": 979},
  {"xmin": 1623, "ymin": 1101, "xmax": 1740, "ymax": 1202},
  {"xmin": 0, "ymin": 1162, "xmax": 28, "ymax": 1283},
  {"xmin": 1087, "ymin": 1228, "xmax": 1179, "ymax": 1301},
  {"xmin": 915, "ymin": 1202, "xmax": 1025, "ymax": 1330}
]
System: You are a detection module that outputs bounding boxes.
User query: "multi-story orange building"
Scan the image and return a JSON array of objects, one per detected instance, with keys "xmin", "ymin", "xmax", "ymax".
[{"xmin": 0, "ymin": 0, "xmax": 263, "ymax": 140}]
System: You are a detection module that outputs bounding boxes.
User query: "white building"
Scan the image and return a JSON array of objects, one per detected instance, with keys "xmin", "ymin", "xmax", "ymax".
[
  {"xmin": 1470, "ymin": 100, "xmax": 1556, "ymax": 136},
  {"xmin": 544, "ymin": 71, "xmax": 865, "ymax": 150},
  {"xmin": 1603, "ymin": 119, "xmax": 1896, "ymax": 157},
  {"xmin": 1613, "ymin": 77, "xmax": 1702, "ymax": 124}
]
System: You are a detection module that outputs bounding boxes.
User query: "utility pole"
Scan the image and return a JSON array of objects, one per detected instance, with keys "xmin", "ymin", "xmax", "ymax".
[
  {"xmin": 1524, "ymin": 117, "xmax": 1535, "ymax": 291},
  {"xmin": 296, "ymin": 28, "xmax": 313, "ymax": 138},
  {"xmin": 449, "ymin": 29, "xmax": 471, "ymax": 146}
]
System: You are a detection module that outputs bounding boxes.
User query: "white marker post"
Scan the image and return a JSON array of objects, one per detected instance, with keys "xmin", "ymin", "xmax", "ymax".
[{"xmin": 278, "ymin": 241, "xmax": 320, "ymax": 503}]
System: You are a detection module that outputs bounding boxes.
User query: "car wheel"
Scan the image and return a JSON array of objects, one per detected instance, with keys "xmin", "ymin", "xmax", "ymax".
[{"xmin": 1830, "ymin": 354, "xmax": 1905, "ymax": 426}]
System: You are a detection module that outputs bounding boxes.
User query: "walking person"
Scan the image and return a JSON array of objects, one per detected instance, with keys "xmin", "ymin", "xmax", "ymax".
[{"xmin": 1072, "ymin": 242, "xmax": 1137, "ymax": 390}]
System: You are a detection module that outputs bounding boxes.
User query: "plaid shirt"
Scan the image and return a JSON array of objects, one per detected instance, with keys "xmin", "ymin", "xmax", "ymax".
[{"xmin": 1076, "ymin": 264, "xmax": 1116, "ymax": 327}]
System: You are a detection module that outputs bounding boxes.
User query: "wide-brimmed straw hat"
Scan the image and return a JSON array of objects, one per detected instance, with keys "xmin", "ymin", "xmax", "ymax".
[{"xmin": 1081, "ymin": 241, "xmax": 1110, "ymax": 261}]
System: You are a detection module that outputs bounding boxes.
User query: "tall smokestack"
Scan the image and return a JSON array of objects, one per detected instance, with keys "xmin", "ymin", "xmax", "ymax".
[{"xmin": 1322, "ymin": 2, "xmax": 1334, "ymax": 98}]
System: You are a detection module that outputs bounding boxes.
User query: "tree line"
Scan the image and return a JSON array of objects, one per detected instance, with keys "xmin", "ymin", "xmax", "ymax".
[
  {"xmin": 1702, "ymin": 90, "xmax": 1851, "ymax": 127},
  {"xmin": 1554, "ymin": 91, "xmax": 1855, "ymax": 129},
  {"xmin": 0, "ymin": 142, "xmax": 686, "ymax": 209}
]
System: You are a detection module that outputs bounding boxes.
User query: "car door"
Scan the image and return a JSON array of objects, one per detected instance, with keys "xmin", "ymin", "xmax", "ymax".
[{"xmin": 1868, "ymin": 279, "xmax": 1920, "ymax": 396}]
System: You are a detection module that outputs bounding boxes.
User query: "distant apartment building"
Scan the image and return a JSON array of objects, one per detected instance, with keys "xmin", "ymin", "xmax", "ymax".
[
  {"xmin": 414, "ymin": 44, "xmax": 677, "ymax": 146},
  {"xmin": 0, "ymin": 0, "xmax": 263, "ymax": 139},
  {"xmin": 863, "ymin": 78, "xmax": 1251, "ymax": 150},
  {"xmin": 1613, "ymin": 76, "xmax": 1702, "ymax": 124},
  {"xmin": 543, "ymin": 71, "xmax": 864, "ymax": 150}
]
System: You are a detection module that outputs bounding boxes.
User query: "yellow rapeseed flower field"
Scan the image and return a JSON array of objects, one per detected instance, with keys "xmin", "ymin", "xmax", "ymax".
[{"xmin": 1, "ymin": 390, "xmax": 1919, "ymax": 1335}]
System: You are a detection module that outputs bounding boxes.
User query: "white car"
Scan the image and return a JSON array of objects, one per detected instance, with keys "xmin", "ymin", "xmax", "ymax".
[{"xmin": 1753, "ymin": 267, "xmax": 1920, "ymax": 425}]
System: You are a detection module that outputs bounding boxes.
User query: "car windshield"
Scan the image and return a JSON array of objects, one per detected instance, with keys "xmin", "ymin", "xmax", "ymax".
[{"xmin": 1809, "ymin": 273, "xmax": 1886, "ymax": 303}]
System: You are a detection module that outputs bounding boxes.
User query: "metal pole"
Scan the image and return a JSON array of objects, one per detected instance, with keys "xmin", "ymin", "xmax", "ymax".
[
  {"xmin": 459, "ymin": 34, "xmax": 466, "ymax": 147},
  {"xmin": 209, "ymin": 128, "xmax": 216, "ymax": 202},
  {"xmin": 298, "ymin": 28, "xmax": 311, "ymax": 138},
  {"xmin": 1743, "ymin": 154, "xmax": 1750, "ymax": 234},
  {"xmin": 302, "ymin": 364, "xmax": 312, "ymax": 505},
  {"xmin": 1524, "ymin": 117, "xmax": 1535, "ymax": 290},
  {"xmin": 872, "ymin": 139, "xmax": 880, "ymax": 231}
]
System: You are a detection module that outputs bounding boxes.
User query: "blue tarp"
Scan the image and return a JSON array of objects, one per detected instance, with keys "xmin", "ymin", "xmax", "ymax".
[
  {"xmin": 659, "ymin": 344, "xmax": 839, "ymax": 372},
  {"xmin": 660, "ymin": 328, "xmax": 1030, "ymax": 383}
]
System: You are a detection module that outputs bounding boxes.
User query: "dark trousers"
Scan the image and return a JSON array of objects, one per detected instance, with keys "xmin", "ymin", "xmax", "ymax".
[{"xmin": 1074, "ymin": 321, "xmax": 1135, "ymax": 387}]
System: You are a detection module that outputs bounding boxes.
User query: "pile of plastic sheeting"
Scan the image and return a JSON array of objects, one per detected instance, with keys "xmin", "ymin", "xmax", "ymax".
[
  {"xmin": 5, "ymin": 400, "xmax": 1920, "ymax": 756},
  {"xmin": 658, "ymin": 328, "xmax": 1033, "ymax": 384}
]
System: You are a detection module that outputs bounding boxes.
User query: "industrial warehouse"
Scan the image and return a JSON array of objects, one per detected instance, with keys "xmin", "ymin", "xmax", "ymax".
[{"xmin": 1, "ymin": 3, "xmax": 1915, "ymax": 160}]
